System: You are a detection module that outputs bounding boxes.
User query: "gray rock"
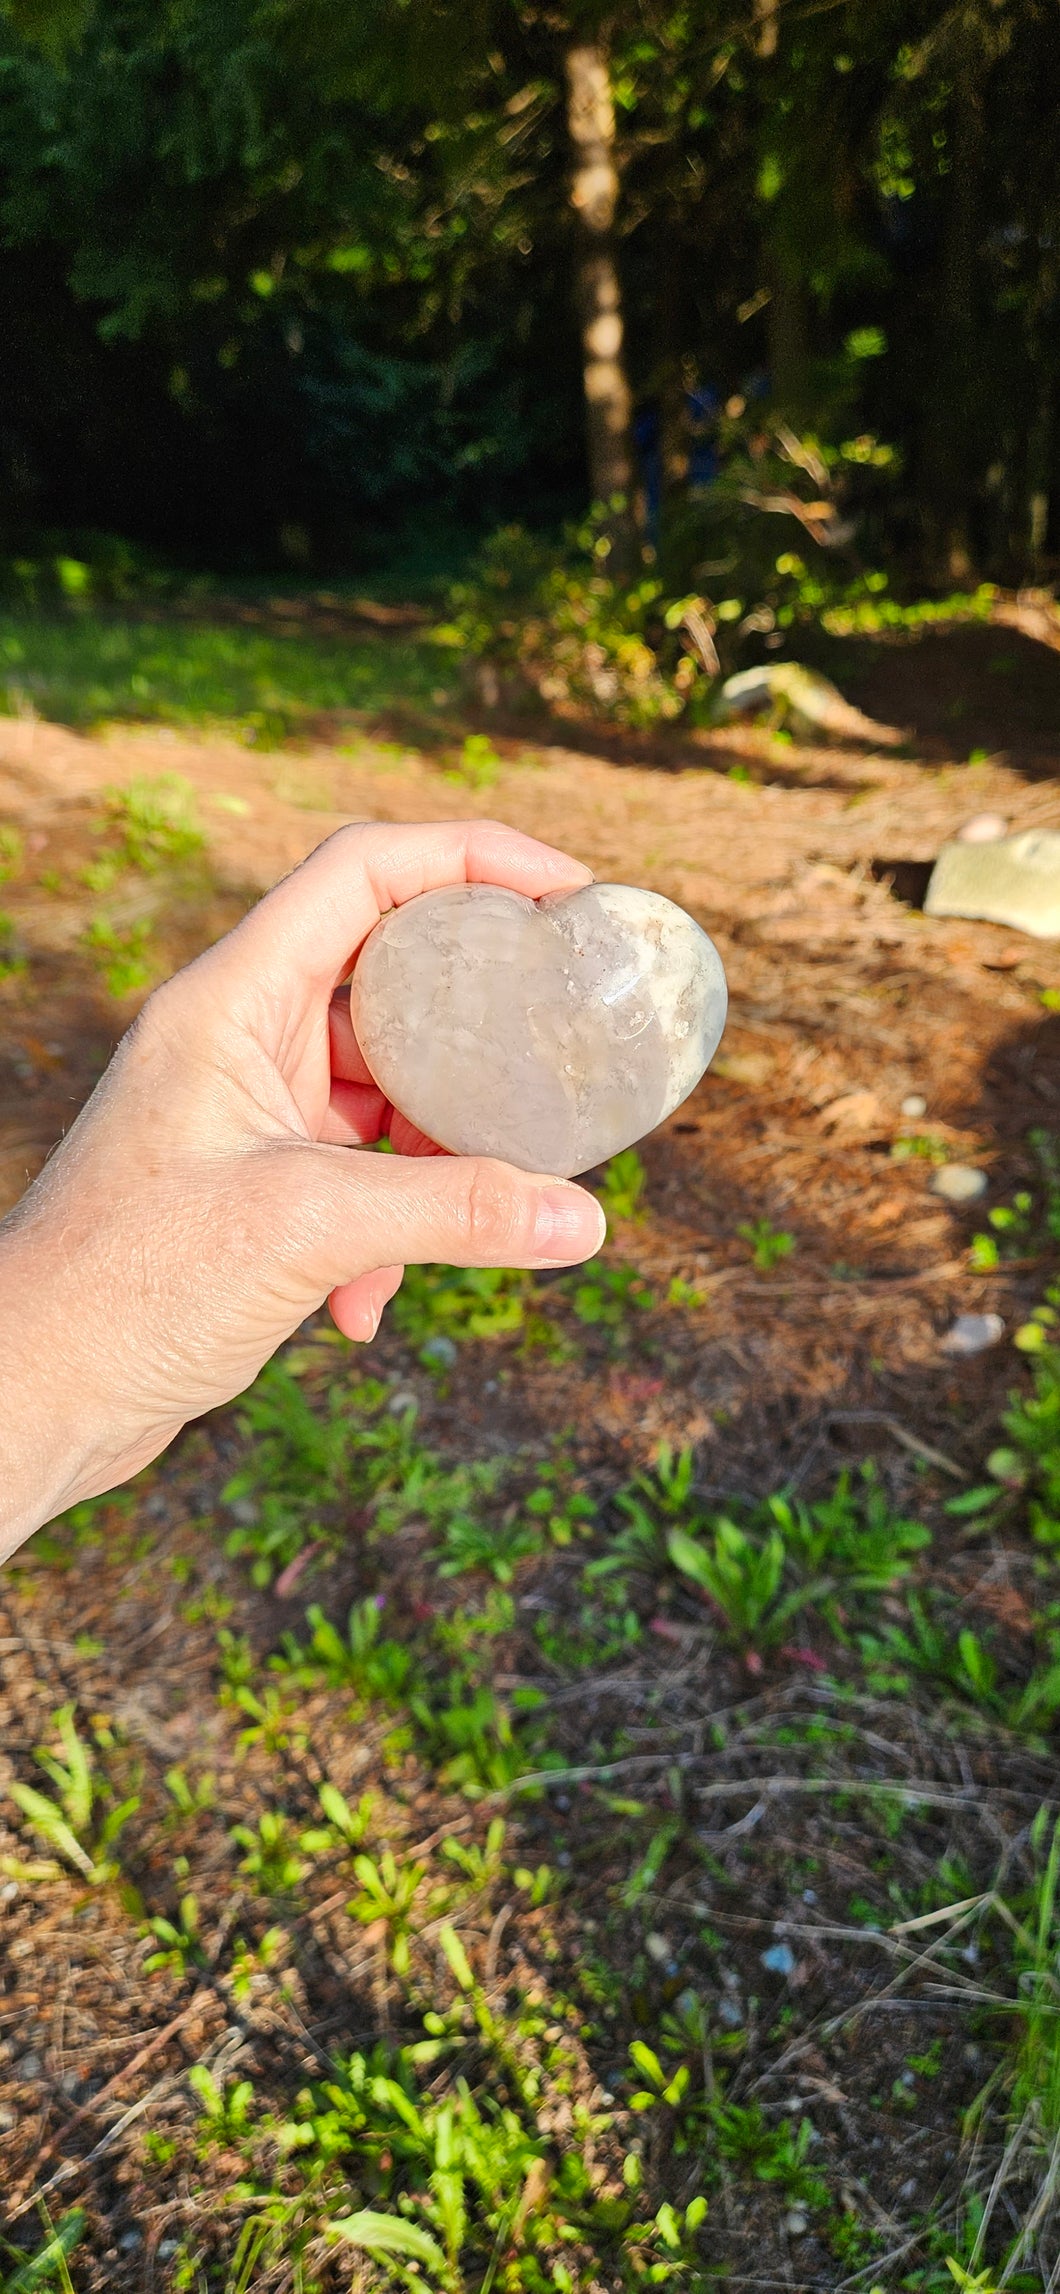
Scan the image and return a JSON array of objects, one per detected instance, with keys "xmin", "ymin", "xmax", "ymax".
[
  {"xmin": 419, "ymin": 1335, "xmax": 457, "ymax": 1370},
  {"xmin": 930, "ymin": 1164, "xmax": 989, "ymax": 1204},
  {"xmin": 784, "ymin": 2211, "xmax": 809, "ymax": 2238},
  {"xmin": 941, "ymin": 1312, "xmax": 1004, "ymax": 1356},
  {"xmin": 901, "ymin": 1093, "xmax": 927, "ymax": 1118},
  {"xmin": 925, "ymin": 830, "xmax": 1060, "ymax": 938}
]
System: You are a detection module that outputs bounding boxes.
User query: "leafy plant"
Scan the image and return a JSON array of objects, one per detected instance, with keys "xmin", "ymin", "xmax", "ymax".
[
  {"xmin": 596, "ymin": 1148, "xmax": 647, "ymax": 1223},
  {"xmin": 82, "ymin": 913, "xmax": 153, "ymax": 996},
  {"xmin": 390, "ymin": 1263, "xmax": 533, "ymax": 1354},
  {"xmin": 446, "ymin": 731, "xmax": 502, "ymax": 788},
  {"xmin": 344, "ymin": 1848, "xmax": 433, "ymax": 1976},
  {"xmin": 277, "ymin": 1598, "xmax": 413, "ymax": 1704},
  {"xmin": 105, "ymin": 774, "xmax": 204, "ymax": 870},
  {"xmin": 569, "ymin": 1258, "xmax": 653, "ymax": 1328},
  {"xmin": 0, "ymin": 824, "xmax": 23, "ymax": 884},
  {"xmin": 738, "ymin": 1217, "xmax": 795, "ymax": 1272},
  {"xmin": 143, "ymin": 1892, "xmax": 205, "ymax": 1976},
  {"xmin": 0, "ymin": 909, "xmax": 26, "ymax": 982},
  {"xmin": 0, "ymin": 2210, "xmax": 86, "ymax": 2293},
  {"xmin": 4, "ymin": 1704, "xmax": 139, "ymax": 1884},
  {"xmin": 222, "ymin": 1361, "xmax": 428, "ymax": 1582}
]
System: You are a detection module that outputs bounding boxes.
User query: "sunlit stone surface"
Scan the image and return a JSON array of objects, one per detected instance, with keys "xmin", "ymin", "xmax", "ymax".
[{"xmin": 350, "ymin": 882, "xmax": 728, "ymax": 1176}]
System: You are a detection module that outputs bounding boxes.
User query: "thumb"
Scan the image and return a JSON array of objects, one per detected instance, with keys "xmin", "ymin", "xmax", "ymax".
[{"xmin": 274, "ymin": 1140, "xmax": 607, "ymax": 1304}]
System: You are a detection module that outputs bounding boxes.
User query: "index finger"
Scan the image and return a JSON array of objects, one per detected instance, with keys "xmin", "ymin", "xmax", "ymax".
[{"xmin": 208, "ymin": 818, "xmax": 594, "ymax": 1002}]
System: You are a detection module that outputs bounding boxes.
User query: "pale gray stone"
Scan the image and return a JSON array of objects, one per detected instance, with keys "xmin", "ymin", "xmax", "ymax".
[
  {"xmin": 716, "ymin": 661, "xmax": 904, "ymax": 744},
  {"xmin": 956, "ymin": 812, "xmax": 1008, "ymax": 843},
  {"xmin": 941, "ymin": 1312, "xmax": 1004, "ymax": 1356},
  {"xmin": 925, "ymin": 830, "xmax": 1060, "ymax": 937},
  {"xmin": 350, "ymin": 882, "xmax": 727, "ymax": 1177},
  {"xmin": 930, "ymin": 1163, "xmax": 989, "ymax": 1204},
  {"xmin": 901, "ymin": 1093, "xmax": 928, "ymax": 1118}
]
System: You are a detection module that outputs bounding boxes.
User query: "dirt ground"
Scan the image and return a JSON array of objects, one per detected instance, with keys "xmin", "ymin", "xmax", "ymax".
[
  {"xmin": 5, "ymin": 618, "xmax": 1060, "ymax": 1464},
  {"xmin": 3, "ymin": 617, "xmax": 1060, "ymax": 2290}
]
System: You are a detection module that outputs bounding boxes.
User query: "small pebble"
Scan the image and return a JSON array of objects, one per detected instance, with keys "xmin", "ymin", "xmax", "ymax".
[
  {"xmin": 645, "ymin": 1932, "xmax": 671, "ymax": 1965},
  {"xmin": 930, "ymin": 1163, "xmax": 989, "ymax": 1204},
  {"xmin": 784, "ymin": 2210, "xmax": 809, "ymax": 2238},
  {"xmin": 956, "ymin": 812, "xmax": 1009, "ymax": 843},
  {"xmin": 941, "ymin": 1312, "xmax": 1004, "ymax": 1356},
  {"xmin": 158, "ymin": 2241, "xmax": 180, "ymax": 2261},
  {"xmin": 717, "ymin": 1997, "xmax": 744, "ymax": 2027},
  {"xmin": 761, "ymin": 1941, "xmax": 796, "ymax": 1977},
  {"xmin": 420, "ymin": 1334, "xmax": 458, "ymax": 1370},
  {"xmin": 119, "ymin": 2232, "xmax": 143, "ymax": 2253},
  {"xmin": 900, "ymin": 2178, "xmax": 918, "ymax": 2200},
  {"xmin": 0, "ymin": 2106, "xmax": 13, "ymax": 2131},
  {"xmin": 901, "ymin": 1093, "xmax": 927, "ymax": 1119},
  {"xmin": 802, "ymin": 1887, "xmax": 817, "ymax": 1905},
  {"xmin": 387, "ymin": 1389, "xmax": 418, "ymax": 1415},
  {"xmin": 0, "ymin": 1880, "xmax": 18, "ymax": 1904},
  {"xmin": 227, "ymin": 1497, "xmax": 259, "ymax": 1527},
  {"xmin": 15, "ymin": 2052, "xmax": 41, "ymax": 2078}
]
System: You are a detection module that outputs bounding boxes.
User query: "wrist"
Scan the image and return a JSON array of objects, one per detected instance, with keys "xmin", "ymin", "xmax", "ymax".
[{"xmin": 0, "ymin": 1212, "xmax": 122, "ymax": 1556}]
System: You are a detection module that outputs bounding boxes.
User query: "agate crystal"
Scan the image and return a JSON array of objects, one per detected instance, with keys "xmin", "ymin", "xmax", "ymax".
[{"xmin": 350, "ymin": 881, "xmax": 727, "ymax": 1177}]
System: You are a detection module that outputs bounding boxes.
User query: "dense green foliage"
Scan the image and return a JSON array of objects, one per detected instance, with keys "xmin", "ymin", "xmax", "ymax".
[{"xmin": 1, "ymin": 0, "xmax": 1059, "ymax": 578}]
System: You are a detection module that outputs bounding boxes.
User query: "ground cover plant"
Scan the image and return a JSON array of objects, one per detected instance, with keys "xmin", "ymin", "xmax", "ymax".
[{"xmin": 7, "ymin": 598, "xmax": 1060, "ymax": 2289}]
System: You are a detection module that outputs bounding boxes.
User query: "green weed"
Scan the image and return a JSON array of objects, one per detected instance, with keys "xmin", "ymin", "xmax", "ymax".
[
  {"xmin": 0, "ymin": 824, "xmax": 23, "ymax": 883},
  {"xmin": 0, "ymin": 2209, "xmax": 86, "ymax": 2293},
  {"xmin": 82, "ymin": 913, "xmax": 154, "ymax": 996},
  {"xmin": 102, "ymin": 773, "xmax": 204, "ymax": 874},
  {"xmin": 892, "ymin": 1131, "xmax": 952, "ymax": 1165},
  {"xmin": 570, "ymin": 1257, "xmax": 653, "ymax": 1328},
  {"xmin": 621, "ymin": 1452, "xmax": 928, "ymax": 1648},
  {"xmin": 596, "ymin": 1148, "xmax": 647, "ymax": 1223},
  {"xmin": 222, "ymin": 1361, "xmax": 428, "ymax": 1583},
  {"xmin": 737, "ymin": 1217, "xmax": 795, "ymax": 1271},
  {"xmin": 276, "ymin": 1598, "xmax": 414, "ymax": 1704},
  {"xmin": 446, "ymin": 731, "xmax": 502, "ymax": 788},
  {"xmin": 391, "ymin": 1263, "xmax": 533, "ymax": 1355},
  {"xmin": 0, "ymin": 909, "xmax": 26, "ymax": 981},
  {"xmin": 143, "ymin": 1892, "xmax": 205, "ymax": 1976},
  {"xmin": 4, "ymin": 1703, "xmax": 139, "ymax": 1884},
  {"xmin": 969, "ymin": 1133, "xmax": 1060, "ymax": 1268}
]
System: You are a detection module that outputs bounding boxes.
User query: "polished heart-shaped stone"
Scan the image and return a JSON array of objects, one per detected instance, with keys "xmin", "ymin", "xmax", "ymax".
[{"xmin": 349, "ymin": 882, "xmax": 727, "ymax": 1177}]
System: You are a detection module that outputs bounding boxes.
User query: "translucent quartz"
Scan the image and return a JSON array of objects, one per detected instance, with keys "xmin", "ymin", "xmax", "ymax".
[{"xmin": 349, "ymin": 881, "xmax": 728, "ymax": 1176}]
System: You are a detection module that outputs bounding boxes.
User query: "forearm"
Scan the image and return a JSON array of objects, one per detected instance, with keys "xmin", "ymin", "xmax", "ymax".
[
  {"xmin": 0, "ymin": 1224, "xmax": 95, "ymax": 1553},
  {"xmin": 0, "ymin": 1196, "xmax": 158, "ymax": 1556}
]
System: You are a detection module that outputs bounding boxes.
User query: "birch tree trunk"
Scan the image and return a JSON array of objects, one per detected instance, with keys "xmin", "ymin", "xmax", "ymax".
[{"xmin": 564, "ymin": 42, "xmax": 637, "ymax": 560}]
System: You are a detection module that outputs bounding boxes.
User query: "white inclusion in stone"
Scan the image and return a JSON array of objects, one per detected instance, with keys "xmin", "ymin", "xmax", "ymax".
[{"xmin": 349, "ymin": 880, "xmax": 728, "ymax": 1177}]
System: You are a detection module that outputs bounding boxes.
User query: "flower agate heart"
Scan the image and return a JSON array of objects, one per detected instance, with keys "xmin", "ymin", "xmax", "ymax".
[{"xmin": 349, "ymin": 882, "xmax": 727, "ymax": 1177}]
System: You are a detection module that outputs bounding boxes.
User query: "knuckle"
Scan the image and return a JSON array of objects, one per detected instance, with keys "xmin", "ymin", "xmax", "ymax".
[{"xmin": 461, "ymin": 1160, "xmax": 531, "ymax": 1260}]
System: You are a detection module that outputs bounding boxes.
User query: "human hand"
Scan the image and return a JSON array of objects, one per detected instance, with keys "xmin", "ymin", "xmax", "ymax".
[{"xmin": 0, "ymin": 819, "xmax": 606, "ymax": 1553}]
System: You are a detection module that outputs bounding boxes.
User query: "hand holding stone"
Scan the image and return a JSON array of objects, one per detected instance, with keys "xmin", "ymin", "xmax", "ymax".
[{"xmin": 0, "ymin": 819, "xmax": 609, "ymax": 1554}]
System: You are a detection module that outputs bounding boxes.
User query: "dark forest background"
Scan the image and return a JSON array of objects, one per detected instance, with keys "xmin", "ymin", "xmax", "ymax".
[{"xmin": 1, "ymin": 0, "xmax": 1059, "ymax": 585}]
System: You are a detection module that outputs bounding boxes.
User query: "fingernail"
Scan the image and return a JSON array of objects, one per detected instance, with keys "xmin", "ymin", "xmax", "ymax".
[{"xmin": 532, "ymin": 1185, "xmax": 607, "ymax": 1263}]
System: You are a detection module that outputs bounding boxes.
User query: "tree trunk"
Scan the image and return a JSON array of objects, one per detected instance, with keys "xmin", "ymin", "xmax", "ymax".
[
  {"xmin": 753, "ymin": 0, "xmax": 778, "ymax": 59},
  {"xmin": 564, "ymin": 42, "xmax": 637, "ymax": 562},
  {"xmin": 922, "ymin": 21, "xmax": 983, "ymax": 580}
]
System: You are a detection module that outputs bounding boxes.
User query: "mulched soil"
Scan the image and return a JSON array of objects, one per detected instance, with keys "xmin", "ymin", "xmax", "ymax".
[{"xmin": 2, "ymin": 614, "xmax": 1060, "ymax": 2289}]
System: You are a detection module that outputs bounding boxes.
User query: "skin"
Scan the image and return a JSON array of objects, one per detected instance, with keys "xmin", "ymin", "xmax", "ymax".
[{"xmin": 0, "ymin": 819, "xmax": 607, "ymax": 1561}]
